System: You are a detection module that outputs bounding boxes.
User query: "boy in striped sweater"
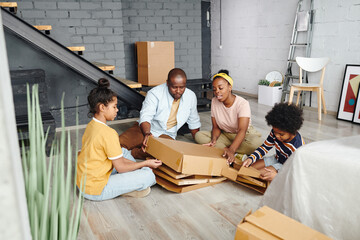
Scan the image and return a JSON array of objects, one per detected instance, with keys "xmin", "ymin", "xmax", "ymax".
[{"xmin": 242, "ymin": 103, "xmax": 304, "ymax": 181}]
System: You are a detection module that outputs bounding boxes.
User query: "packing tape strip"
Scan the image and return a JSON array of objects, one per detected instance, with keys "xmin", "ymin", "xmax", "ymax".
[
  {"xmin": 176, "ymin": 157, "xmax": 181, "ymax": 167},
  {"xmin": 208, "ymin": 160, "xmax": 213, "ymax": 175}
]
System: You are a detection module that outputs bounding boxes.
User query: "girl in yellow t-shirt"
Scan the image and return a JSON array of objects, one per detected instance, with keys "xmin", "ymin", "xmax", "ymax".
[{"xmin": 77, "ymin": 78, "xmax": 162, "ymax": 201}]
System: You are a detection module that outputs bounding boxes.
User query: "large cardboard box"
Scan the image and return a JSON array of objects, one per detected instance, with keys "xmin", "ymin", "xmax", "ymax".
[
  {"xmin": 146, "ymin": 137, "xmax": 227, "ymax": 176},
  {"xmin": 136, "ymin": 41, "xmax": 175, "ymax": 86},
  {"xmin": 235, "ymin": 206, "xmax": 331, "ymax": 240},
  {"xmin": 221, "ymin": 165, "xmax": 268, "ymax": 194}
]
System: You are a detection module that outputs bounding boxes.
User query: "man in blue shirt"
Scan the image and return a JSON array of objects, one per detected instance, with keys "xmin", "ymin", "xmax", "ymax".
[{"xmin": 119, "ymin": 68, "xmax": 201, "ymax": 159}]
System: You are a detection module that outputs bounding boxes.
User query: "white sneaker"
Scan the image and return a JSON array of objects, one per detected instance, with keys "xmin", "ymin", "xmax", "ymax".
[{"xmin": 122, "ymin": 187, "xmax": 151, "ymax": 198}]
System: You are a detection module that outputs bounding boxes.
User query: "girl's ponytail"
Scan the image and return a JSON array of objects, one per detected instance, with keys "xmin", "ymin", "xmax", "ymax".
[{"xmin": 87, "ymin": 78, "xmax": 117, "ymax": 117}]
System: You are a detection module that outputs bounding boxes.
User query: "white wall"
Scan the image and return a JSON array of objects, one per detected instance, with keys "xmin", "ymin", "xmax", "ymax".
[
  {"xmin": 211, "ymin": 0, "xmax": 360, "ymax": 112},
  {"xmin": 0, "ymin": 10, "xmax": 31, "ymax": 240}
]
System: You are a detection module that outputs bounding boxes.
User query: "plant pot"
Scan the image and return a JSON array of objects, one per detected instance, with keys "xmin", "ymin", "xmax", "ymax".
[{"xmin": 258, "ymin": 85, "xmax": 283, "ymax": 106}]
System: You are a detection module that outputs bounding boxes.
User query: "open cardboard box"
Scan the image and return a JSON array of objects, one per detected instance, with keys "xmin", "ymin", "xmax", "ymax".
[
  {"xmin": 146, "ymin": 136, "xmax": 227, "ymax": 176},
  {"xmin": 221, "ymin": 165, "xmax": 268, "ymax": 194},
  {"xmin": 235, "ymin": 206, "xmax": 331, "ymax": 240}
]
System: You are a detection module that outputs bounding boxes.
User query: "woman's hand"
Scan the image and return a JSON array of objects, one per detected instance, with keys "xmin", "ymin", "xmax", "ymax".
[
  {"xmin": 223, "ymin": 147, "xmax": 235, "ymax": 165},
  {"xmin": 241, "ymin": 158, "xmax": 253, "ymax": 167},
  {"xmin": 203, "ymin": 139, "xmax": 216, "ymax": 147},
  {"xmin": 145, "ymin": 159, "xmax": 162, "ymax": 169},
  {"xmin": 260, "ymin": 167, "xmax": 277, "ymax": 181}
]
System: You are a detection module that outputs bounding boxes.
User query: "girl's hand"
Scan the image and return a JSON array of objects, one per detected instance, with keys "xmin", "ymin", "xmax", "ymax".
[
  {"xmin": 203, "ymin": 140, "xmax": 216, "ymax": 147},
  {"xmin": 241, "ymin": 158, "xmax": 253, "ymax": 167},
  {"xmin": 223, "ymin": 147, "xmax": 235, "ymax": 165},
  {"xmin": 146, "ymin": 159, "xmax": 162, "ymax": 169},
  {"xmin": 260, "ymin": 167, "xmax": 277, "ymax": 181}
]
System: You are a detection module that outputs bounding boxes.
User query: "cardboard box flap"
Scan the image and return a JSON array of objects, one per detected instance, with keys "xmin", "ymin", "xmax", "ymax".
[
  {"xmin": 146, "ymin": 137, "xmax": 183, "ymax": 172},
  {"xmin": 238, "ymin": 166, "xmax": 261, "ymax": 178},
  {"xmin": 221, "ymin": 165, "xmax": 239, "ymax": 181},
  {"xmin": 235, "ymin": 222, "xmax": 280, "ymax": 240},
  {"xmin": 245, "ymin": 206, "xmax": 331, "ymax": 240}
]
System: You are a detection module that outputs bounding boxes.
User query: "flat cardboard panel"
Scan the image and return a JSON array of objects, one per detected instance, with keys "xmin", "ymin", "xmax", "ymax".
[
  {"xmin": 136, "ymin": 41, "xmax": 174, "ymax": 86},
  {"xmin": 235, "ymin": 222, "xmax": 280, "ymax": 240},
  {"xmin": 154, "ymin": 169, "xmax": 226, "ymax": 186},
  {"xmin": 244, "ymin": 206, "xmax": 332, "ymax": 240},
  {"xmin": 238, "ymin": 166, "xmax": 261, "ymax": 178},
  {"xmin": 240, "ymin": 175, "xmax": 267, "ymax": 188},
  {"xmin": 146, "ymin": 137, "xmax": 226, "ymax": 176},
  {"xmin": 153, "ymin": 169, "xmax": 208, "ymax": 186},
  {"xmin": 236, "ymin": 181, "xmax": 266, "ymax": 194},
  {"xmin": 155, "ymin": 175, "xmax": 221, "ymax": 193},
  {"xmin": 158, "ymin": 165, "xmax": 192, "ymax": 179},
  {"xmin": 236, "ymin": 176, "xmax": 260, "ymax": 186}
]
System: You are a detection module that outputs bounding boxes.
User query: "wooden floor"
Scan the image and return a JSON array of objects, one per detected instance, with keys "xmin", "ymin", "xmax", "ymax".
[{"xmin": 77, "ymin": 96, "xmax": 360, "ymax": 240}]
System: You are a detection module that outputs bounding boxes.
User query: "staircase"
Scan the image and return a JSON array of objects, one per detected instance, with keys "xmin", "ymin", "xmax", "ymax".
[
  {"xmin": 1, "ymin": 2, "xmax": 142, "ymax": 99},
  {"xmin": 1, "ymin": 5, "xmax": 144, "ymax": 121}
]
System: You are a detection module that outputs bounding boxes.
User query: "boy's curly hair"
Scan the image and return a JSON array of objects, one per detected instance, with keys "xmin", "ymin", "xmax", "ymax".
[{"xmin": 265, "ymin": 103, "xmax": 304, "ymax": 135}]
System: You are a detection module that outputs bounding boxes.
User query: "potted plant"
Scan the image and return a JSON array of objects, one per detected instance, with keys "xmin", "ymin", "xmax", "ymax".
[
  {"xmin": 21, "ymin": 84, "xmax": 84, "ymax": 240},
  {"xmin": 258, "ymin": 79, "xmax": 283, "ymax": 106}
]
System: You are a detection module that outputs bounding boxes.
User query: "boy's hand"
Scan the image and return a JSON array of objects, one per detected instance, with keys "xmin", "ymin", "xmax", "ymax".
[
  {"xmin": 146, "ymin": 159, "xmax": 162, "ymax": 169},
  {"xmin": 260, "ymin": 167, "xmax": 277, "ymax": 181},
  {"xmin": 223, "ymin": 147, "xmax": 235, "ymax": 165},
  {"xmin": 241, "ymin": 158, "xmax": 253, "ymax": 167},
  {"xmin": 141, "ymin": 133, "xmax": 152, "ymax": 152}
]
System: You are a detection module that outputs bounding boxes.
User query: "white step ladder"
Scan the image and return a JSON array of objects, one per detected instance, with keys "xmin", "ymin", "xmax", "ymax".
[{"xmin": 281, "ymin": 0, "xmax": 315, "ymax": 106}]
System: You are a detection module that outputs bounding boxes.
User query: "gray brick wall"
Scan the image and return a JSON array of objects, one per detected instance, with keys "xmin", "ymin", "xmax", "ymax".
[
  {"xmin": 17, "ymin": 0, "xmax": 126, "ymax": 77},
  {"xmin": 122, "ymin": 0, "xmax": 203, "ymax": 81},
  {"xmin": 15, "ymin": 0, "xmax": 203, "ymax": 81}
]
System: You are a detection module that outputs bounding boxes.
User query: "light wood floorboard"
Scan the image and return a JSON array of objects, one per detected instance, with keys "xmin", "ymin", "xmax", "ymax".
[{"xmin": 77, "ymin": 96, "xmax": 360, "ymax": 240}]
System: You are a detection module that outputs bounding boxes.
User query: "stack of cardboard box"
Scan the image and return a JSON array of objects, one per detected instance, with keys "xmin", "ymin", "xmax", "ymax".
[
  {"xmin": 146, "ymin": 137, "xmax": 269, "ymax": 194},
  {"xmin": 146, "ymin": 137, "xmax": 227, "ymax": 193}
]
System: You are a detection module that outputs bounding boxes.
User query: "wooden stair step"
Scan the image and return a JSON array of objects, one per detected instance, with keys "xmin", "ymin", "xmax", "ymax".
[
  {"xmin": 33, "ymin": 25, "xmax": 52, "ymax": 31},
  {"xmin": 33, "ymin": 25, "xmax": 52, "ymax": 35},
  {"xmin": 92, "ymin": 62, "xmax": 115, "ymax": 73},
  {"xmin": 67, "ymin": 46, "xmax": 85, "ymax": 55},
  {"xmin": 139, "ymin": 91, "xmax": 147, "ymax": 96},
  {"xmin": 0, "ymin": 2, "xmax": 17, "ymax": 13},
  {"xmin": 115, "ymin": 77, "xmax": 142, "ymax": 89}
]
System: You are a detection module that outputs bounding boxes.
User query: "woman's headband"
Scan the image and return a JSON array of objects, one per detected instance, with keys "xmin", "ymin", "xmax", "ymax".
[{"xmin": 212, "ymin": 73, "xmax": 233, "ymax": 86}]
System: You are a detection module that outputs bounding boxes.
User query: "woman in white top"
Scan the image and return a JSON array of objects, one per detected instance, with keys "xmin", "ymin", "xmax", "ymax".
[{"xmin": 195, "ymin": 70, "xmax": 263, "ymax": 164}]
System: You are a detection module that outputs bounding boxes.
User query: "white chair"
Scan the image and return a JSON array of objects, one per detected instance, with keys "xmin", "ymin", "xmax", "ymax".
[{"xmin": 288, "ymin": 57, "xmax": 330, "ymax": 120}]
